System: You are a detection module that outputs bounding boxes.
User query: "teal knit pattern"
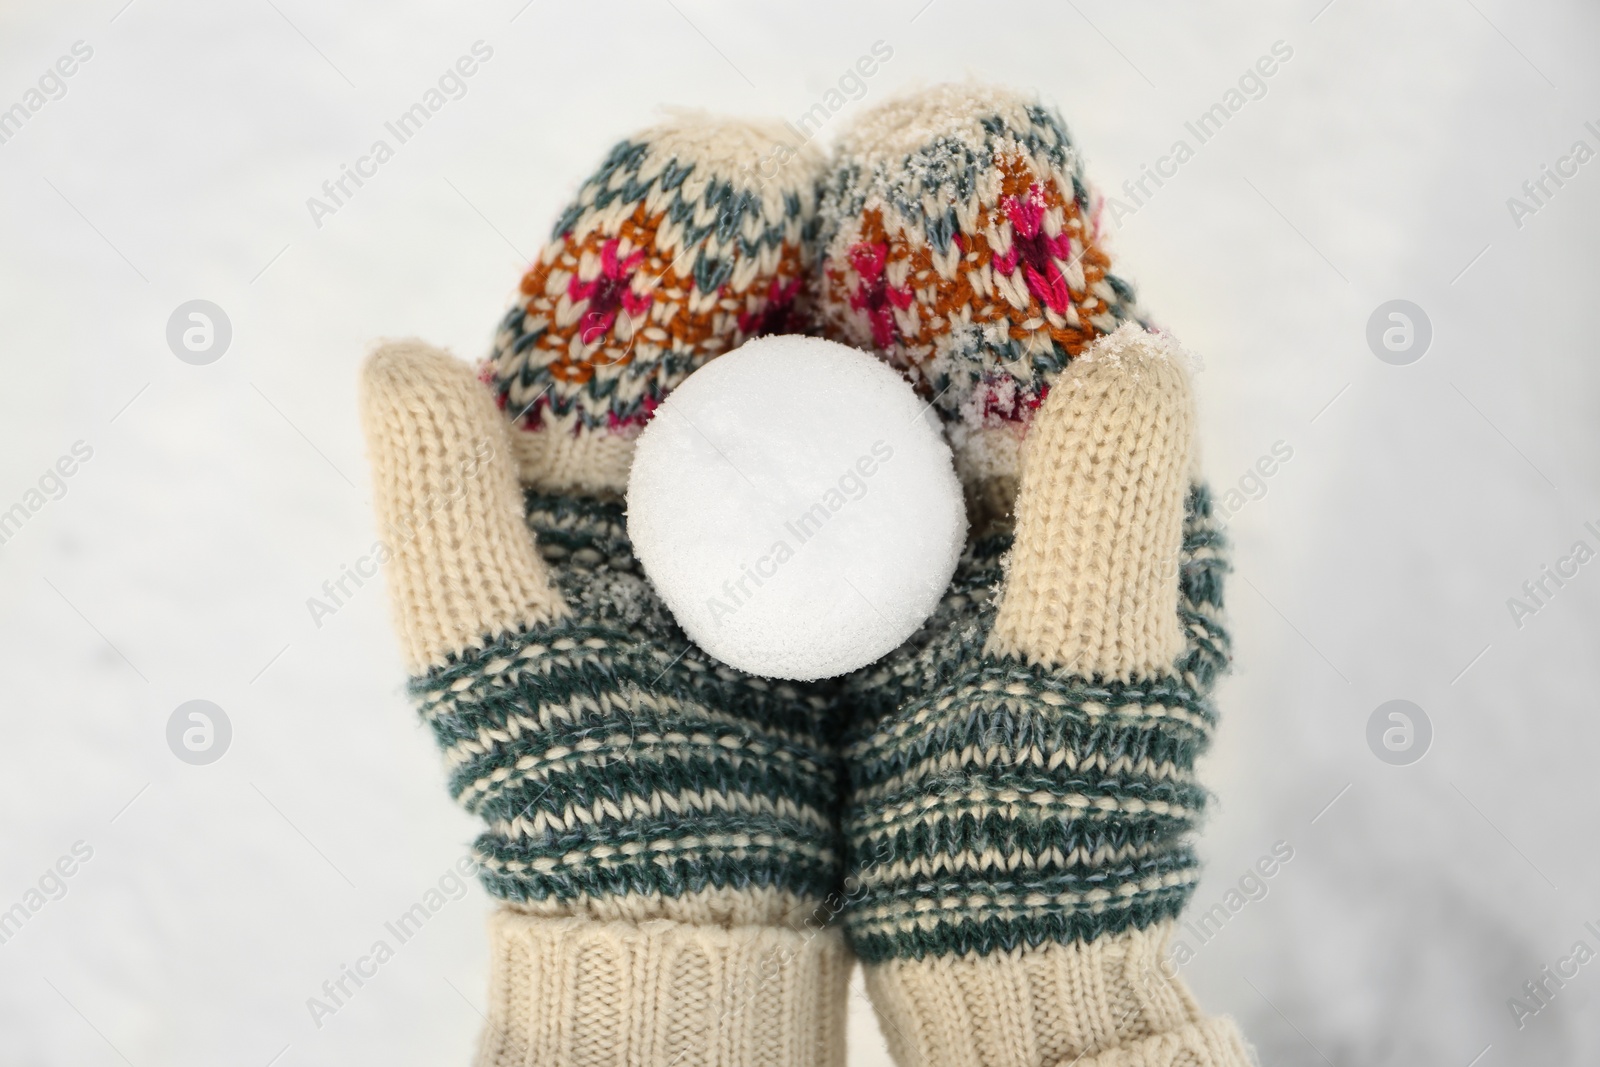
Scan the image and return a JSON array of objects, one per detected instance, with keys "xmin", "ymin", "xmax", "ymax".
[
  {"xmin": 410, "ymin": 492, "xmax": 844, "ymax": 908},
  {"xmin": 841, "ymin": 484, "xmax": 1229, "ymax": 963},
  {"xmin": 482, "ymin": 135, "xmax": 813, "ymax": 437},
  {"xmin": 812, "ymin": 98, "xmax": 1145, "ymax": 428}
]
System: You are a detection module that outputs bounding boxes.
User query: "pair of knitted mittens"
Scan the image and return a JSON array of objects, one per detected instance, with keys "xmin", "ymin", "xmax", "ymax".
[{"xmin": 360, "ymin": 84, "xmax": 1253, "ymax": 1067}]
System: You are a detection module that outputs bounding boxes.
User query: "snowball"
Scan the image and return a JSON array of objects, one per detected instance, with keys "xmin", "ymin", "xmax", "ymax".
[{"xmin": 627, "ymin": 335, "xmax": 967, "ymax": 680}]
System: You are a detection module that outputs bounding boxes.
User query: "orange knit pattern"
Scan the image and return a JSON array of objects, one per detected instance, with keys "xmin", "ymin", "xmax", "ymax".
[
  {"xmin": 820, "ymin": 160, "xmax": 1116, "ymax": 396},
  {"xmin": 481, "ymin": 119, "xmax": 820, "ymax": 445},
  {"xmin": 508, "ymin": 212, "xmax": 808, "ymax": 395},
  {"xmin": 813, "ymin": 85, "xmax": 1145, "ymax": 446}
]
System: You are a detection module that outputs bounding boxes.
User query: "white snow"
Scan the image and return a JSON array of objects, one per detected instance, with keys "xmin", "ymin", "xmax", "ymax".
[{"xmin": 627, "ymin": 335, "xmax": 965, "ymax": 680}]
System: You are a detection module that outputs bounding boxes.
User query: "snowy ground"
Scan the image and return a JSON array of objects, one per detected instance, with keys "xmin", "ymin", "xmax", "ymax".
[{"xmin": 2, "ymin": 2, "xmax": 1598, "ymax": 1064}]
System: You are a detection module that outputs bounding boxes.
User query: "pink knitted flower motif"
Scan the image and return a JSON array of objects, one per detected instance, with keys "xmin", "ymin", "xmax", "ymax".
[
  {"xmin": 847, "ymin": 241, "xmax": 914, "ymax": 348},
  {"xmin": 992, "ymin": 184, "xmax": 1074, "ymax": 314},
  {"xmin": 607, "ymin": 392, "xmax": 658, "ymax": 431},
  {"xmin": 737, "ymin": 275, "xmax": 802, "ymax": 336},
  {"xmin": 568, "ymin": 239, "xmax": 653, "ymax": 345}
]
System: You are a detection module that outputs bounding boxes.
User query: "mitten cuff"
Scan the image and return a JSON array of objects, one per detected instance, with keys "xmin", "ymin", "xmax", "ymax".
[
  {"xmin": 861, "ymin": 923, "xmax": 1252, "ymax": 1067},
  {"xmin": 474, "ymin": 906, "xmax": 851, "ymax": 1067}
]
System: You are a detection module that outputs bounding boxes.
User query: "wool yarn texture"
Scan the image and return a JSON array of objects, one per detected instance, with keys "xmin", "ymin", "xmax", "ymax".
[
  {"xmin": 481, "ymin": 117, "xmax": 818, "ymax": 496},
  {"xmin": 358, "ymin": 83, "xmax": 1257, "ymax": 1067},
  {"xmin": 361, "ymin": 114, "xmax": 850, "ymax": 1067},
  {"xmin": 817, "ymin": 83, "xmax": 1254, "ymax": 1067}
]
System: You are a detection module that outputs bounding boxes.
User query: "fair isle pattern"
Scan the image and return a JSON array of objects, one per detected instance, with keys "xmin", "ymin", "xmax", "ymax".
[
  {"xmin": 814, "ymin": 90, "xmax": 1142, "ymax": 436},
  {"xmin": 841, "ymin": 484, "xmax": 1228, "ymax": 963},
  {"xmin": 410, "ymin": 491, "xmax": 844, "ymax": 908},
  {"xmin": 482, "ymin": 130, "xmax": 813, "ymax": 440}
]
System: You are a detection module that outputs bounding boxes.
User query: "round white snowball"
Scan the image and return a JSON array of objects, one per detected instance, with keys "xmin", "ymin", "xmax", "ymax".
[{"xmin": 627, "ymin": 335, "xmax": 966, "ymax": 680}]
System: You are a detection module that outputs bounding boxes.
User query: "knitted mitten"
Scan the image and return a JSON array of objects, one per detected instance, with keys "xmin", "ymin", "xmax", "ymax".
[
  {"xmin": 815, "ymin": 85, "xmax": 1254, "ymax": 1067},
  {"xmin": 360, "ymin": 116, "xmax": 849, "ymax": 1067}
]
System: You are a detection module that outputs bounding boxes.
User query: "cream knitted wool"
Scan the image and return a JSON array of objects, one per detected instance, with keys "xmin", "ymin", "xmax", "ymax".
[
  {"xmin": 360, "ymin": 339, "xmax": 565, "ymax": 672},
  {"xmin": 863, "ymin": 924, "xmax": 1250, "ymax": 1067},
  {"xmin": 987, "ymin": 326, "xmax": 1193, "ymax": 680},
  {"xmin": 477, "ymin": 911, "xmax": 849, "ymax": 1067},
  {"xmin": 360, "ymin": 112, "xmax": 848, "ymax": 1067}
]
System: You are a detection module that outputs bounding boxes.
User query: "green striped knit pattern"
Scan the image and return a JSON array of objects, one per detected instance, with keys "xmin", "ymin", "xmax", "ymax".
[
  {"xmin": 841, "ymin": 484, "xmax": 1229, "ymax": 963},
  {"xmin": 410, "ymin": 492, "xmax": 844, "ymax": 909}
]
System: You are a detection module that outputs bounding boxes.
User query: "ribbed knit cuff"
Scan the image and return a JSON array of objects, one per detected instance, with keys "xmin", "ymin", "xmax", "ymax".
[
  {"xmin": 474, "ymin": 907, "xmax": 851, "ymax": 1067},
  {"xmin": 861, "ymin": 924, "xmax": 1252, "ymax": 1067}
]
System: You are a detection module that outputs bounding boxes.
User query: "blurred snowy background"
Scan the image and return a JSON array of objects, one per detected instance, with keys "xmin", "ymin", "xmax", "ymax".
[{"xmin": 2, "ymin": 1, "xmax": 1598, "ymax": 1064}]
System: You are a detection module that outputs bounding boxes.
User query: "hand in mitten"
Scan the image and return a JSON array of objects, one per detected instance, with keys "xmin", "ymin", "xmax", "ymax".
[
  {"xmin": 360, "ymin": 115, "xmax": 850, "ymax": 1067},
  {"xmin": 815, "ymin": 85, "xmax": 1253, "ymax": 1067}
]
